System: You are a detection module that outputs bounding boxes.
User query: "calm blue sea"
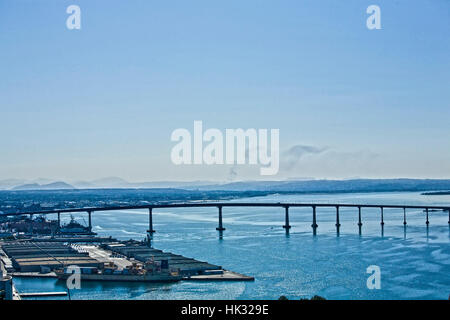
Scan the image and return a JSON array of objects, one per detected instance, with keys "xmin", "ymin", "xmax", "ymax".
[{"xmin": 13, "ymin": 192, "xmax": 450, "ymax": 300}]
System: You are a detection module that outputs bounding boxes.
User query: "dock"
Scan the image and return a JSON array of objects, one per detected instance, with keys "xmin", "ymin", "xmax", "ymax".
[
  {"xmin": 1, "ymin": 241, "xmax": 103, "ymax": 273},
  {"xmin": 103, "ymin": 240, "xmax": 224, "ymax": 277},
  {"xmin": 187, "ymin": 270, "xmax": 254, "ymax": 281},
  {"xmin": 19, "ymin": 291, "xmax": 67, "ymax": 297},
  {"xmin": 0, "ymin": 239, "xmax": 254, "ymax": 287},
  {"xmin": 11, "ymin": 272, "xmax": 57, "ymax": 278}
]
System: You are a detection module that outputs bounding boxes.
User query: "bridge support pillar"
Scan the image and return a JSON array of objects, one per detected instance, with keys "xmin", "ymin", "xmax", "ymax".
[
  {"xmin": 146, "ymin": 234, "xmax": 152, "ymax": 247},
  {"xmin": 425, "ymin": 208, "xmax": 429, "ymax": 225},
  {"xmin": 147, "ymin": 207, "xmax": 155, "ymax": 234},
  {"xmin": 57, "ymin": 212, "xmax": 61, "ymax": 232},
  {"xmin": 380, "ymin": 207, "xmax": 384, "ymax": 226},
  {"xmin": 88, "ymin": 211, "xmax": 92, "ymax": 232},
  {"xmin": 29, "ymin": 214, "xmax": 33, "ymax": 235},
  {"xmin": 283, "ymin": 206, "xmax": 291, "ymax": 230},
  {"xmin": 357, "ymin": 206, "xmax": 362, "ymax": 227},
  {"xmin": 403, "ymin": 208, "xmax": 407, "ymax": 225},
  {"xmin": 311, "ymin": 206, "xmax": 318, "ymax": 235},
  {"xmin": 335, "ymin": 206, "xmax": 341, "ymax": 228},
  {"xmin": 216, "ymin": 206, "xmax": 225, "ymax": 231}
]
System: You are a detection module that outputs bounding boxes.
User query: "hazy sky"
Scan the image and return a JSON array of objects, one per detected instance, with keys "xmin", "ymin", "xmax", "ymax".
[{"xmin": 0, "ymin": 0, "xmax": 449, "ymax": 182}]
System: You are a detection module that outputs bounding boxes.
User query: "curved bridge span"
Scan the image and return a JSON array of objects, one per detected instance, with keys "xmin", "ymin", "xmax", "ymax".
[{"xmin": 3, "ymin": 202, "xmax": 450, "ymax": 236}]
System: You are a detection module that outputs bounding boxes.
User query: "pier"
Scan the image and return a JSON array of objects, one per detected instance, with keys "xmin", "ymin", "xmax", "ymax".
[
  {"xmin": 0, "ymin": 239, "xmax": 254, "ymax": 285},
  {"xmin": 19, "ymin": 291, "xmax": 67, "ymax": 297}
]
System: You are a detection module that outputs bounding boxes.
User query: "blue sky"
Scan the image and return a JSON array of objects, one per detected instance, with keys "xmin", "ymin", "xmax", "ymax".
[{"xmin": 0, "ymin": 0, "xmax": 449, "ymax": 182}]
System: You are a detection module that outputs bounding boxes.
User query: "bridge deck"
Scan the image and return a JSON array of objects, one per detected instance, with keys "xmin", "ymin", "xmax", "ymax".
[
  {"xmin": 2, "ymin": 202, "xmax": 449, "ymax": 235},
  {"xmin": 2, "ymin": 202, "xmax": 450, "ymax": 216}
]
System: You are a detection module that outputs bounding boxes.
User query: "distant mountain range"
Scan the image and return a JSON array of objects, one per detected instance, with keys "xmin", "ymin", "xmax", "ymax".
[
  {"xmin": 2, "ymin": 177, "xmax": 450, "ymax": 194},
  {"xmin": 70, "ymin": 177, "xmax": 216, "ymax": 189},
  {"xmin": 193, "ymin": 179, "xmax": 450, "ymax": 193},
  {"xmin": 11, "ymin": 181, "xmax": 75, "ymax": 191},
  {"xmin": 0, "ymin": 177, "xmax": 215, "ymax": 191}
]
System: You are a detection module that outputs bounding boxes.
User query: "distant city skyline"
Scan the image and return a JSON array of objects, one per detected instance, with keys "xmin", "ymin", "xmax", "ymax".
[{"xmin": 1, "ymin": 1, "xmax": 449, "ymax": 182}]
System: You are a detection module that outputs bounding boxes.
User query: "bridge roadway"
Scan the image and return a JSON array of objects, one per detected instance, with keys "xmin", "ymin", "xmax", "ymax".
[{"xmin": 2, "ymin": 202, "xmax": 450, "ymax": 235}]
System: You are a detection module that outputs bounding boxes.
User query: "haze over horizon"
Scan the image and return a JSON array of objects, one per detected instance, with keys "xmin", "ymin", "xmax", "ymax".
[
  {"xmin": 3, "ymin": 177, "xmax": 450, "ymax": 193},
  {"xmin": 1, "ymin": 1, "xmax": 449, "ymax": 181}
]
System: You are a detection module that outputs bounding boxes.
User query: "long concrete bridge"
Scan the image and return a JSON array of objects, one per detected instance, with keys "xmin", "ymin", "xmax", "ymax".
[{"xmin": 2, "ymin": 202, "xmax": 450, "ymax": 236}]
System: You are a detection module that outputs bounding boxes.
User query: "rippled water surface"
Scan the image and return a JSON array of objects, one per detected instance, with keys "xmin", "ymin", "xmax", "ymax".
[{"xmin": 14, "ymin": 192, "xmax": 450, "ymax": 300}]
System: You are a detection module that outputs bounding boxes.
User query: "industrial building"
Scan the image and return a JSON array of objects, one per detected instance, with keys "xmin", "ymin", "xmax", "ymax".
[
  {"xmin": 1, "ymin": 241, "xmax": 102, "ymax": 272},
  {"xmin": 103, "ymin": 241, "xmax": 222, "ymax": 276}
]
